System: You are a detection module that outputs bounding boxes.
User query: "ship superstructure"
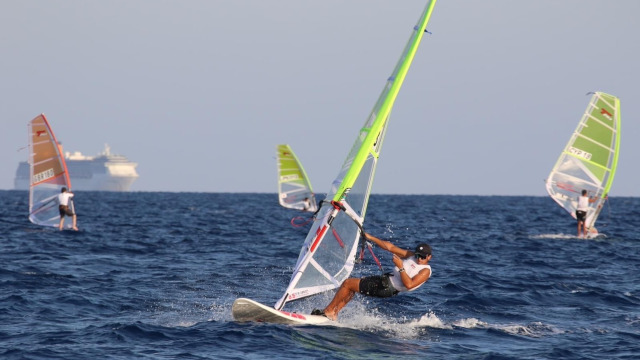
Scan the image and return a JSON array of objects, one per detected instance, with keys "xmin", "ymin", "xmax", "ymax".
[{"xmin": 15, "ymin": 144, "xmax": 139, "ymax": 191}]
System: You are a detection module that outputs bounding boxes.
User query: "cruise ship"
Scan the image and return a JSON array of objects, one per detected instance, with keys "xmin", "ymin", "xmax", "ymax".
[{"xmin": 15, "ymin": 144, "xmax": 139, "ymax": 191}]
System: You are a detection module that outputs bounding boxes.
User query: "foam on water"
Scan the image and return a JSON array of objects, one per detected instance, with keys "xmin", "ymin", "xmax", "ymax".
[{"xmin": 2, "ymin": 192, "xmax": 640, "ymax": 359}]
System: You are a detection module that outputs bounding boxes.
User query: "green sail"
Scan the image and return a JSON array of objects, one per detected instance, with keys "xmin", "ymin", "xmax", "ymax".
[
  {"xmin": 277, "ymin": 144, "xmax": 317, "ymax": 212},
  {"xmin": 545, "ymin": 92, "xmax": 621, "ymax": 232},
  {"xmin": 275, "ymin": 0, "xmax": 437, "ymax": 310}
]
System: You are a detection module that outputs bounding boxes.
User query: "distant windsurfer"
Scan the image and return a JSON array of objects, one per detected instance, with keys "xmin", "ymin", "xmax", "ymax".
[
  {"xmin": 312, "ymin": 232, "xmax": 432, "ymax": 321},
  {"xmin": 302, "ymin": 197, "xmax": 311, "ymax": 211},
  {"xmin": 58, "ymin": 187, "xmax": 78, "ymax": 231},
  {"xmin": 576, "ymin": 189, "xmax": 596, "ymax": 238}
]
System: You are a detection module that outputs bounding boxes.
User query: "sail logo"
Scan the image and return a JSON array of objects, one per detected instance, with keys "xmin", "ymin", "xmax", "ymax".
[
  {"xmin": 280, "ymin": 174, "xmax": 300, "ymax": 182},
  {"xmin": 279, "ymin": 310, "xmax": 306, "ymax": 320},
  {"xmin": 288, "ymin": 289, "xmax": 310, "ymax": 300},
  {"xmin": 36, "ymin": 130, "xmax": 46, "ymax": 137},
  {"xmin": 568, "ymin": 146, "xmax": 592, "ymax": 160},
  {"xmin": 600, "ymin": 108, "xmax": 613, "ymax": 121},
  {"xmin": 32, "ymin": 168, "xmax": 55, "ymax": 183}
]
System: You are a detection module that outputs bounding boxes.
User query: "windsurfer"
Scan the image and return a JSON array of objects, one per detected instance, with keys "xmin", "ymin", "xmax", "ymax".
[
  {"xmin": 58, "ymin": 187, "xmax": 78, "ymax": 231},
  {"xmin": 576, "ymin": 189, "xmax": 596, "ymax": 238},
  {"xmin": 313, "ymin": 232, "xmax": 432, "ymax": 321}
]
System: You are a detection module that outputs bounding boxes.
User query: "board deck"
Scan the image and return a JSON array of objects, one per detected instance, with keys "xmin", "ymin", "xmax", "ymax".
[
  {"xmin": 232, "ymin": 298, "xmax": 332, "ymax": 325},
  {"xmin": 586, "ymin": 233, "xmax": 606, "ymax": 240}
]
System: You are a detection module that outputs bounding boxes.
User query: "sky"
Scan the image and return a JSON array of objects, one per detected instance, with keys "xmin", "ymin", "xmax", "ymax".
[{"xmin": 1, "ymin": 0, "xmax": 638, "ymax": 196}]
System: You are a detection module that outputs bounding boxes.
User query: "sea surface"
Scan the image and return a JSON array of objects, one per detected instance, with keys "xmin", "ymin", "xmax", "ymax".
[{"xmin": 1, "ymin": 190, "xmax": 639, "ymax": 359}]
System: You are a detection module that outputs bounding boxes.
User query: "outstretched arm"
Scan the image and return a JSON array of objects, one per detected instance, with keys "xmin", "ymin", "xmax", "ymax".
[{"xmin": 364, "ymin": 233, "xmax": 411, "ymax": 258}]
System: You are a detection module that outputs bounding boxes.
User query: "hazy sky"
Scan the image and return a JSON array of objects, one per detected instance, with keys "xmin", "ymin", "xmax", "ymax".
[{"xmin": 1, "ymin": 0, "xmax": 638, "ymax": 196}]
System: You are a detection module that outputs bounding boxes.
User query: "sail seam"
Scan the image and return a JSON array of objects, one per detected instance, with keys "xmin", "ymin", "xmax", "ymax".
[
  {"xmin": 572, "ymin": 132, "xmax": 615, "ymax": 153},
  {"xmin": 583, "ymin": 113, "xmax": 616, "ymax": 132},
  {"xmin": 309, "ymin": 257, "xmax": 340, "ymax": 286},
  {"xmin": 549, "ymin": 172, "xmax": 602, "ymax": 189},
  {"xmin": 563, "ymin": 152, "xmax": 611, "ymax": 172}
]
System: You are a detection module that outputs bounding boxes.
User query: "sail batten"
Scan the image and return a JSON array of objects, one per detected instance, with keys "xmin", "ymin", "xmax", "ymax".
[
  {"xmin": 563, "ymin": 155, "xmax": 610, "ymax": 173},
  {"xmin": 573, "ymin": 132, "xmax": 615, "ymax": 151},
  {"xmin": 545, "ymin": 92, "xmax": 620, "ymax": 232},
  {"xmin": 275, "ymin": 0, "xmax": 437, "ymax": 310},
  {"xmin": 585, "ymin": 115, "xmax": 616, "ymax": 131}
]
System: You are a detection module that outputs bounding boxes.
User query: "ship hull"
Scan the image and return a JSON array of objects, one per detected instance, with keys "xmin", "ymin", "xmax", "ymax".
[{"xmin": 15, "ymin": 158, "xmax": 139, "ymax": 192}]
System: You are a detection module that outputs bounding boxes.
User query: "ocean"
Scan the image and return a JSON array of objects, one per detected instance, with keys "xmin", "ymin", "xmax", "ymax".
[{"xmin": 1, "ymin": 190, "xmax": 639, "ymax": 359}]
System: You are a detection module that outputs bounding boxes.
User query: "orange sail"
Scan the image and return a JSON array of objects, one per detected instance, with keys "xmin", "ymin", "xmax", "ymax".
[{"xmin": 28, "ymin": 114, "xmax": 74, "ymax": 228}]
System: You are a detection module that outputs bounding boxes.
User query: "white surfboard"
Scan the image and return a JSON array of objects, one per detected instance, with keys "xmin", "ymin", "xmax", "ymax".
[{"xmin": 232, "ymin": 298, "xmax": 332, "ymax": 325}]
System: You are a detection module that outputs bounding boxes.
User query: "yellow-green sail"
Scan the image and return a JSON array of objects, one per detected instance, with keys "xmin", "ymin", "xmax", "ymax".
[
  {"xmin": 275, "ymin": 0, "xmax": 437, "ymax": 310},
  {"xmin": 545, "ymin": 92, "xmax": 621, "ymax": 232},
  {"xmin": 277, "ymin": 144, "xmax": 317, "ymax": 212}
]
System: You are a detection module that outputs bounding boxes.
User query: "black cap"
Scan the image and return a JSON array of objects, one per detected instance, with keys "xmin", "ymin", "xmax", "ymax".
[{"xmin": 415, "ymin": 243, "xmax": 432, "ymax": 257}]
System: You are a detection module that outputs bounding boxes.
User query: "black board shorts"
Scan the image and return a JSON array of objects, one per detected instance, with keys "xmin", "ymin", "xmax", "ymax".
[
  {"xmin": 59, "ymin": 205, "xmax": 74, "ymax": 217},
  {"xmin": 358, "ymin": 274, "xmax": 398, "ymax": 298},
  {"xmin": 576, "ymin": 210, "xmax": 586, "ymax": 222}
]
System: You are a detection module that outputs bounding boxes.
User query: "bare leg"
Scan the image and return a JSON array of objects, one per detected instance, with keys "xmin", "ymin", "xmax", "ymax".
[
  {"xmin": 323, "ymin": 278, "xmax": 360, "ymax": 320},
  {"xmin": 577, "ymin": 221, "xmax": 583, "ymax": 238},
  {"xmin": 72, "ymin": 215, "xmax": 78, "ymax": 231},
  {"xmin": 59, "ymin": 217, "xmax": 64, "ymax": 231}
]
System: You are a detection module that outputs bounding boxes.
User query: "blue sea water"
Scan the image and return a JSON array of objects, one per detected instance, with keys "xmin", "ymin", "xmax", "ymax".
[{"xmin": 1, "ymin": 190, "xmax": 639, "ymax": 359}]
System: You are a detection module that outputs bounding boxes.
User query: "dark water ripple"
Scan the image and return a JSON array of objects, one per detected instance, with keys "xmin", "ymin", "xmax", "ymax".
[{"xmin": 1, "ymin": 190, "xmax": 639, "ymax": 359}]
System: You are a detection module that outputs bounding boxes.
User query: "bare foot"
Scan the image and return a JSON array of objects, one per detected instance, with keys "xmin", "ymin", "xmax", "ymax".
[
  {"xmin": 324, "ymin": 312, "xmax": 337, "ymax": 321},
  {"xmin": 72, "ymin": 227, "xmax": 79, "ymax": 231}
]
